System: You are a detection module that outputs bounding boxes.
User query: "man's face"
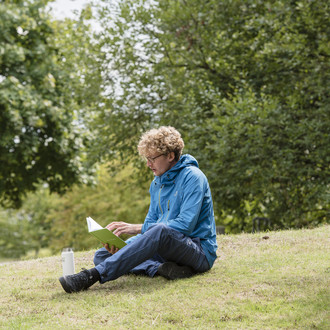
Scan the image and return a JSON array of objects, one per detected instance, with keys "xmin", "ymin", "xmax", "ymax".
[{"xmin": 146, "ymin": 152, "xmax": 175, "ymax": 176}]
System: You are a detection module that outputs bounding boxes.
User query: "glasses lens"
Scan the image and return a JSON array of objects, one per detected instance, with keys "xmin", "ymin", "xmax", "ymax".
[{"xmin": 146, "ymin": 154, "xmax": 163, "ymax": 163}]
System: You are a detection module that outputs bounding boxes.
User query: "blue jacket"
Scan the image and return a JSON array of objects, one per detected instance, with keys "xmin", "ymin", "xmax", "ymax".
[{"xmin": 141, "ymin": 154, "xmax": 218, "ymax": 268}]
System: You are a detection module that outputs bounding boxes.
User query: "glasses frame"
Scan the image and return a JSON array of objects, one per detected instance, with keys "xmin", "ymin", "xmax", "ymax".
[{"xmin": 146, "ymin": 154, "xmax": 165, "ymax": 163}]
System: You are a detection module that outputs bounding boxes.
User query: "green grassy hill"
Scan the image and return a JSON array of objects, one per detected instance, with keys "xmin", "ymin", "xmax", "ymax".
[{"xmin": 0, "ymin": 225, "xmax": 329, "ymax": 329}]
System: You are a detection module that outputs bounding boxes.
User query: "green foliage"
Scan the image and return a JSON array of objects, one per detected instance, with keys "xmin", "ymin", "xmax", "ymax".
[
  {"xmin": 0, "ymin": 189, "xmax": 59, "ymax": 258},
  {"xmin": 95, "ymin": 0, "xmax": 330, "ymax": 231},
  {"xmin": 0, "ymin": 209, "xmax": 30, "ymax": 259},
  {"xmin": 47, "ymin": 164, "xmax": 150, "ymax": 253},
  {"xmin": 207, "ymin": 90, "xmax": 329, "ymax": 232},
  {"xmin": 0, "ymin": 164, "xmax": 150, "ymax": 258},
  {"xmin": 0, "ymin": 0, "xmax": 103, "ymax": 207},
  {"xmin": 90, "ymin": 0, "xmax": 164, "ymax": 169}
]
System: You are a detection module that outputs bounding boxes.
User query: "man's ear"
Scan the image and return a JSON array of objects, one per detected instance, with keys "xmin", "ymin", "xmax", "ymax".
[{"xmin": 168, "ymin": 152, "xmax": 176, "ymax": 162}]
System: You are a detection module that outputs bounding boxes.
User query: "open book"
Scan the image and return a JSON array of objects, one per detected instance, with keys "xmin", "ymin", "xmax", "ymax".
[{"xmin": 86, "ymin": 217, "xmax": 127, "ymax": 250}]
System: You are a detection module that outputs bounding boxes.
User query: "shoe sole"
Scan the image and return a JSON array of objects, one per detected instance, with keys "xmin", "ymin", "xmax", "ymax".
[{"xmin": 59, "ymin": 276, "xmax": 73, "ymax": 293}]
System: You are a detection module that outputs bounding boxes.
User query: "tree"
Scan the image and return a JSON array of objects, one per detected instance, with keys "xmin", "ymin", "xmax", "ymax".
[
  {"xmin": 0, "ymin": 188, "xmax": 59, "ymax": 258},
  {"xmin": 95, "ymin": 0, "xmax": 329, "ymax": 231},
  {"xmin": 47, "ymin": 164, "xmax": 150, "ymax": 253},
  {"xmin": 0, "ymin": 208, "xmax": 32, "ymax": 259},
  {"xmin": 0, "ymin": 0, "xmax": 103, "ymax": 207},
  {"xmin": 0, "ymin": 162, "xmax": 151, "ymax": 259}
]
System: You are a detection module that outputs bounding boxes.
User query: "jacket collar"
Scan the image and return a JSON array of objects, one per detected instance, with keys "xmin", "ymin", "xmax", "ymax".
[{"xmin": 153, "ymin": 154, "xmax": 199, "ymax": 184}]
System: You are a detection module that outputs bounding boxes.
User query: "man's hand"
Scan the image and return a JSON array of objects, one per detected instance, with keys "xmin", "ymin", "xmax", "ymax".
[
  {"xmin": 103, "ymin": 243, "xmax": 119, "ymax": 255},
  {"xmin": 106, "ymin": 222, "xmax": 142, "ymax": 237},
  {"xmin": 102, "ymin": 222, "xmax": 142, "ymax": 255}
]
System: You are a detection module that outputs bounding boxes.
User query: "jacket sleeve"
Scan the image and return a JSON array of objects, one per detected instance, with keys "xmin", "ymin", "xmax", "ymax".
[{"xmin": 167, "ymin": 170, "xmax": 206, "ymax": 236}]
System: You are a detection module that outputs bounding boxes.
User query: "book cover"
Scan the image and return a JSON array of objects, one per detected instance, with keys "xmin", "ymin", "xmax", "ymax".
[{"xmin": 86, "ymin": 217, "xmax": 127, "ymax": 249}]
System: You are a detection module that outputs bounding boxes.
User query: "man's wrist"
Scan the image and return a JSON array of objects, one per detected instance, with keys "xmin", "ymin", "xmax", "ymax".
[{"xmin": 135, "ymin": 224, "xmax": 143, "ymax": 234}]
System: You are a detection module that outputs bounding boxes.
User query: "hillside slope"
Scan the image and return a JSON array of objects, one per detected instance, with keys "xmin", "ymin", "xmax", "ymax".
[{"xmin": 0, "ymin": 225, "xmax": 329, "ymax": 329}]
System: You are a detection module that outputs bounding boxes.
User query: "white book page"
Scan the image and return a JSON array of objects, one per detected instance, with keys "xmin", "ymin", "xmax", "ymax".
[{"xmin": 86, "ymin": 217, "xmax": 104, "ymax": 232}]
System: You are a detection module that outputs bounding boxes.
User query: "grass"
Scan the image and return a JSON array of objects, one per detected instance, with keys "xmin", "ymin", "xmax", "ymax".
[{"xmin": 0, "ymin": 225, "xmax": 329, "ymax": 329}]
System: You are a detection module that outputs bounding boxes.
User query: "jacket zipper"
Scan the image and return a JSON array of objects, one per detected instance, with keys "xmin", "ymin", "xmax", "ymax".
[
  {"xmin": 158, "ymin": 184, "xmax": 164, "ymax": 216},
  {"xmin": 159, "ymin": 184, "xmax": 171, "ymax": 223},
  {"xmin": 158, "ymin": 185, "xmax": 171, "ymax": 223},
  {"xmin": 164, "ymin": 200, "xmax": 170, "ymax": 223}
]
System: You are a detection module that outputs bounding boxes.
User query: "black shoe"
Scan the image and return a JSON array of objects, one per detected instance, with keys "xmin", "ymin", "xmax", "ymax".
[
  {"xmin": 157, "ymin": 262, "xmax": 195, "ymax": 280},
  {"xmin": 59, "ymin": 268, "xmax": 99, "ymax": 293}
]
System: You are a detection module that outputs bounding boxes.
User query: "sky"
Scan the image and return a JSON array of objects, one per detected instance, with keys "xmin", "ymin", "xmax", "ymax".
[{"xmin": 48, "ymin": 0, "xmax": 91, "ymax": 19}]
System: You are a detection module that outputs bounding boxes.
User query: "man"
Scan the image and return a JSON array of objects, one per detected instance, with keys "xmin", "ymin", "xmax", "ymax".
[{"xmin": 59, "ymin": 126, "xmax": 217, "ymax": 293}]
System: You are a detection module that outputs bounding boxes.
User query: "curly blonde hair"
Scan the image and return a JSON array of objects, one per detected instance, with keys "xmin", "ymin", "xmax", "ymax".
[{"xmin": 138, "ymin": 126, "xmax": 184, "ymax": 161}]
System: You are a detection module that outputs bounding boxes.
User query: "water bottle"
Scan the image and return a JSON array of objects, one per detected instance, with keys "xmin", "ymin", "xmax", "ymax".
[{"xmin": 61, "ymin": 247, "xmax": 75, "ymax": 276}]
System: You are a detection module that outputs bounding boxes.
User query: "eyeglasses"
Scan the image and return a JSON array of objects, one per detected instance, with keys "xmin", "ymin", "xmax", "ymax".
[{"xmin": 146, "ymin": 154, "xmax": 165, "ymax": 163}]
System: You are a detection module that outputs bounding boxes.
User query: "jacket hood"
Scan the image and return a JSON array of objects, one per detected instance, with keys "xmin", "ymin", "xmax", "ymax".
[{"xmin": 155, "ymin": 154, "xmax": 199, "ymax": 184}]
